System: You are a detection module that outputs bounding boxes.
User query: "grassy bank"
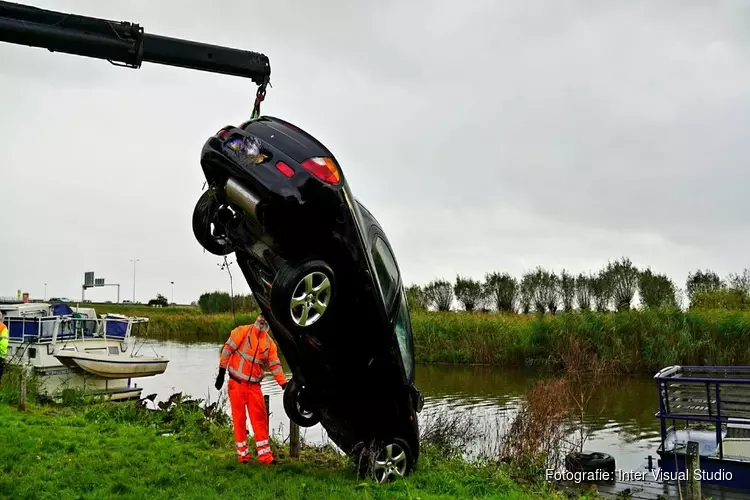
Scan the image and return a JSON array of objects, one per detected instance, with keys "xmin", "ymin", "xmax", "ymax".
[
  {"xmin": 90, "ymin": 303, "xmax": 750, "ymax": 373},
  {"xmin": 0, "ymin": 399, "xmax": 588, "ymax": 500}
]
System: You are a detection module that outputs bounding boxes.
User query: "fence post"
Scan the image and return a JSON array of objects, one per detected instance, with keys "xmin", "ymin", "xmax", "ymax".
[
  {"xmin": 686, "ymin": 441, "xmax": 701, "ymax": 500},
  {"xmin": 18, "ymin": 367, "xmax": 27, "ymax": 411},
  {"xmin": 290, "ymin": 420, "xmax": 300, "ymax": 458},
  {"xmin": 264, "ymin": 394, "xmax": 270, "ymax": 419}
]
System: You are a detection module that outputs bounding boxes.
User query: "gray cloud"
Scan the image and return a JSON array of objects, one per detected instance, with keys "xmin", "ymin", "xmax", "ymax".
[{"xmin": 2, "ymin": 0, "xmax": 749, "ymax": 304}]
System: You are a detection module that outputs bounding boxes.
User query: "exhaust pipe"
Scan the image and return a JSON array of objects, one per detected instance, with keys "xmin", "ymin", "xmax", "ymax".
[{"xmin": 225, "ymin": 177, "xmax": 261, "ymax": 220}]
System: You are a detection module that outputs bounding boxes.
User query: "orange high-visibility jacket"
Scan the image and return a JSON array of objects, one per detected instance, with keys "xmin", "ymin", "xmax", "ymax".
[{"xmin": 219, "ymin": 325, "xmax": 287, "ymax": 385}]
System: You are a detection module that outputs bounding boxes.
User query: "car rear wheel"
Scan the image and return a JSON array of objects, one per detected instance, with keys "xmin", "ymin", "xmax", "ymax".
[
  {"xmin": 271, "ymin": 259, "xmax": 335, "ymax": 335},
  {"xmin": 357, "ymin": 438, "xmax": 414, "ymax": 483},
  {"xmin": 192, "ymin": 188, "xmax": 234, "ymax": 256},
  {"xmin": 283, "ymin": 378, "xmax": 320, "ymax": 427}
]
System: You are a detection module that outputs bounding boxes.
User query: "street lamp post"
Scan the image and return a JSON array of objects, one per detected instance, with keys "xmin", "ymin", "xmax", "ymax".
[
  {"xmin": 171, "ymin": 281, "xmax": 175, "ymax": 305},
  {"xmin": 130, "ymin": 259, "xmax": 139, "ymax": 302},
  {"xmin": 44, "ymin": 283, "xmax": 47, "ymax": 301}
]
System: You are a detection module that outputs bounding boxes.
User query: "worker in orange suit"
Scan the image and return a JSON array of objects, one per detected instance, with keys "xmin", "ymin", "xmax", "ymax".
[{"xmin": 215, "ymin": 314, "xmax": 288, "ymax": 464}]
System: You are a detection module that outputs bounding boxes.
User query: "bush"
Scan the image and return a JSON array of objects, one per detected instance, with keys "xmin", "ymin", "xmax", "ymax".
[{"xmin": 691, "ymin": 288, "xmax": 750, "ymax": 311}]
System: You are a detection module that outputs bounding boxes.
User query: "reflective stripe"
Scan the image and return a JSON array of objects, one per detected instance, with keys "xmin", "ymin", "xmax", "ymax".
[
  {"xmin": 268, "ymin": 359, "xmax": 280, "ymax": 368},
  {"xmin": 249, "ymin": 375, "xmax": 263, "ymax": 383},
  {"xmin": 271, "ymin": 367, "xmax": 283, "ymax": 375},
  {"xmin": 221, "ymin": 347, "xmax": 233, "ymax": 357},
  {"xmin": 228, "ymin": 367, "xmax": 250, "ymax": 381},
  {"xmin": 227, "ymin": 338, "xmax": 238, "ymax": 349},
  {"xmin": 237, "ymin": 449, "xmax": 249, "ymax": 457},
  {"xmin": 255, "ymin": 440, "xmax": 268, "ymax": 447},
  {"xmin": 236, "ymin": 441, "xmax": 247, "ymax": 448},
  {"xmin": 257, "ymin": 447, "xmax": 271, "ymax": 456}
]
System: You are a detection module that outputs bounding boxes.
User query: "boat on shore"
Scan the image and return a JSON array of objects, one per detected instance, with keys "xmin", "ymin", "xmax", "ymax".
[{"xmin": 1, "ymin": 301, "xmax": 168, "ymax": 401}]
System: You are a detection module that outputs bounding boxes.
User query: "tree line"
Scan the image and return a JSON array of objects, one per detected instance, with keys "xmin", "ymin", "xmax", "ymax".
[
  {"xmin": 405, "ymin": 257, "xmax": 750, "ymax": 313},
  {"xmin": 196, "ymin": 291, "xmax": 258, "ymax": 314}
]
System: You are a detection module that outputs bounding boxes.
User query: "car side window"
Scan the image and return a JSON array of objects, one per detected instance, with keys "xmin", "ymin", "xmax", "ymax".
[
  {"xmin": 394, "ymin": 291, "xmax": 414, "ymax": 381},
  {"xmin": 371, "ymin": 236, "xmax": 400, "ymax": 306}
]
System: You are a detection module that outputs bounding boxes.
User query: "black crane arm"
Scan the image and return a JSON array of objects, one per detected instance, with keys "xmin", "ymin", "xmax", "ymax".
[{"xmin": 0, "ymin": 1, "xmax": 270, "ymax": 85}]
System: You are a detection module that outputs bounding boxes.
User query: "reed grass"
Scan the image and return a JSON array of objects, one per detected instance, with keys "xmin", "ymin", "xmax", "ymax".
[{"xmin": 89, "ymin": 303, "xmax": 750, "ymax": 373}]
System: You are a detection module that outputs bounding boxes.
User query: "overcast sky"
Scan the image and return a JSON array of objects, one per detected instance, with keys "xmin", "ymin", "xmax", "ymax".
[{"xmin": 2, "ymin": 0, "xmax": 750, "ymax": 305}]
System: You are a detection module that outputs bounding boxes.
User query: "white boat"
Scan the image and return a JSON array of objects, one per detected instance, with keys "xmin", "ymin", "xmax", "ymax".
[
  {"xmin": 54, "ymin": 350, "xmax": 168, "ymax": 379},
  {"xmin": 1, "ymin": 301, "xmax": 168, "ymax": 400}
]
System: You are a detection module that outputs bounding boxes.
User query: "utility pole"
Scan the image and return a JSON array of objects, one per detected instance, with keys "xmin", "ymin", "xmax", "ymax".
[
  {"xmin": 171, "ymin": 281, "xmax": 175, "ymax": 305},
  {"xmin": 130, "ymin": 259, "xmax": 139, "ymax": 302},
  {"xmin": 44, "ymin": 283, "xmax": 47, "ymax": 301}
]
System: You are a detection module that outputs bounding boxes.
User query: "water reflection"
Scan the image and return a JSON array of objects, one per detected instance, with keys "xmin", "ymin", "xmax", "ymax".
[{"xmin": 131, "ymin": 339, "xmax": 664, "ymax": 471}]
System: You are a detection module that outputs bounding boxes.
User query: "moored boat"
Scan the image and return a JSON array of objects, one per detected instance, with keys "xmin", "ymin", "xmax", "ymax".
[
  {"xmin": 1, "ymin": 301, "xmax": 167, "ymax": 400},
  {"xmin": 54, "ymin": 350, "xmax": 168, "ymax": 379},
  {"xmin": 655, "ymin": 365, "xmax": 750, "ymax": 490}
]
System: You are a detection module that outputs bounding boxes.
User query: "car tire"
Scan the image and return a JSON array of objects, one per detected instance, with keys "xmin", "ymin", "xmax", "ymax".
[
  {"xmin": 357, "ymin": 437, "xmax": 414, "ymax": 483},
  {"xmin": 192, "ymin": 188, "xmax": 234, "ymax": 256},
  {"xmin": 283, "ymin": 378, "xmax": 320, "ymax": 428},
  {"xmin": 271, "ymin": 259, "xmax": 336, "ymax": 336},
  {"xmin": 564, "ymin": 451, "xmax": 616, "ymax": 474}
]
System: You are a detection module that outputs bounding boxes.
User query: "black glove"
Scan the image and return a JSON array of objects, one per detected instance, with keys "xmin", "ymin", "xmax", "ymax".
[{"xmin": 215, "ymin": 368, "xmax": 226, "ymax": 391}]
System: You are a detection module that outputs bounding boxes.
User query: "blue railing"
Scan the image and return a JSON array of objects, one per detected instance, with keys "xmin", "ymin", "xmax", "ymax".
[
  {"xmin": 3, "ymin": 315, "xmax": 143, "ymax": 344},
  {"xmin": 654, "ymin": 365, "xmax": 750, "ymax": 460}
]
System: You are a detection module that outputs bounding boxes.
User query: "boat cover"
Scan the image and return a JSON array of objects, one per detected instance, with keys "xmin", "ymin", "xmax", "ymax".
[{"xmin": 51, "ymin": 303, "xmax": 74, "ymax": 316}]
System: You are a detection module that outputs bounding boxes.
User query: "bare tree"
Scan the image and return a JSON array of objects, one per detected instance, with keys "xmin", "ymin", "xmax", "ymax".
[
  {"xmin": 575, "ymin": 273, "xmax": 593, "ymax": 311},
  {"xmin": 590, "ymin": 272, "xmax": 611, "ymax": 312},
  {"xmin": 602, "ymin": 257, "xmax": 639, "ymax": 312},
  {"xmin": 686, "ymin": 269, "xmax": 724, "ymax": 308},
  {"xmin": 519, "ymin": 274, "xmax": 533, "ymax": 314},
  {"xmin": 484, "ymin": 272, "xmax": 517, "ymax": 313},
  {"xmin": 424, "ymin": 279, "xmax": 453, "ymax": 311},
  {"xmin": 728, "ymin": 269, "xmax": 750, "ymax": 295},
  {"xmin": 560, "ymin": 270, "xmax": 575, "ymax": 312},
  {"xmin": 454, "ymin": 275, "xmax": 484, "ymax": 312}
]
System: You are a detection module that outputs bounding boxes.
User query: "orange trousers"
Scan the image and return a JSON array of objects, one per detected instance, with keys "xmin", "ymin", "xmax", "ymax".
[{"xmin": 228, "ymin": 378, "xmax": 273, "ymax": 463}]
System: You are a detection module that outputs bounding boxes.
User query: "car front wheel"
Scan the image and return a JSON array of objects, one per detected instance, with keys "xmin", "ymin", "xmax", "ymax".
[{"xmin": 358, "ymin": 438, "xmax": 414, "ymax": 483}]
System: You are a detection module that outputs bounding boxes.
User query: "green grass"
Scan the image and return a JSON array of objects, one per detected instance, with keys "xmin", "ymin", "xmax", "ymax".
[
  {"xmin": 0, "ymin": 402, "xmax": 586, "ymax": 500},
  {"xmin": 89, "ymin": 302, "xmax": 750, "ymax": 374}
]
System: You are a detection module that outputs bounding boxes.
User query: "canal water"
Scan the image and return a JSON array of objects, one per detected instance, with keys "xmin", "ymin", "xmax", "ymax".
[{"xmin": 131, "ymin": 339, "xmax": 662, "ymax": 472}]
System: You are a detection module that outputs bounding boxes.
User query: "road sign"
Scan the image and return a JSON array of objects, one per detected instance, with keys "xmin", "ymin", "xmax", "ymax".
[
  {"xmin": 84, "ymin": 272, "xmax": 94, "ymax": 287},
  {"xmin": 95, "ymin": 278, "xmax": 105, "ymax": 286}
]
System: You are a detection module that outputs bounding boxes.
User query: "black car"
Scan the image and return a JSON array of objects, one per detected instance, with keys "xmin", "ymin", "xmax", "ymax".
[{"xmin": 192, "ymin": 116, "xmax": 424, "ymax": 481}]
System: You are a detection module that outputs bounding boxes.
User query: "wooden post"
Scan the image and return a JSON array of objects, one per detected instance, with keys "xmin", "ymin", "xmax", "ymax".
[
  {"xmin": 290, "ymin": 420, "xmax": 300, "ymax": 458},
  {"xmin": 264, "ymin": 394, "xmax": 270, "ymax": 419},
  {"xmin": 18, "ymin": 367, "xmax": 27, "ymax": 411},
  {"xmin": 686, "ymin": 441, "xmax": 701, "ymax": 500}
]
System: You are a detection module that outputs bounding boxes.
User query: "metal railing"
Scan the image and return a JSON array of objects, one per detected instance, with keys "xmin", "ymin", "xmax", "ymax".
[
  {"xmin": 654, "ymin": 365, "xmax": 750, "ymax": 460},
  {"xmin": 3, "ymin": 314, "xmax": 149, "ymax": 345}
]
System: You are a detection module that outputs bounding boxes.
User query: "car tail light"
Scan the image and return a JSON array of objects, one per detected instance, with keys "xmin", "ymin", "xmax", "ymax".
[
  {"xmin": 275, "ymin": 161, "xmax": 294, "ymax": 178},
  {"xmin": 217, "ymin": 128, "xmax": 231, "ymax": 138},
  {"xmin": 301, "ymin": 157, "xmax": 341, "ymax": 184}
]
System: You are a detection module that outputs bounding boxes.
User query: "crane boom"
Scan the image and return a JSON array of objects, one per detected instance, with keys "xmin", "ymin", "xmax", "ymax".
[{"xmin": 0, "ymin": 1, "xmax": 270, "ymax": 84}]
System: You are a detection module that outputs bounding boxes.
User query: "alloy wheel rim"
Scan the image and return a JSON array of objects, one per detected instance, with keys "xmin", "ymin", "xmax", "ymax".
[
  {"xmin": 372, "ymin": 443, "xmax": 407, "ymax": 483},
  {"xmin": 290, "ymin": 271, "xmax": 331, "ymax": 327}
]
